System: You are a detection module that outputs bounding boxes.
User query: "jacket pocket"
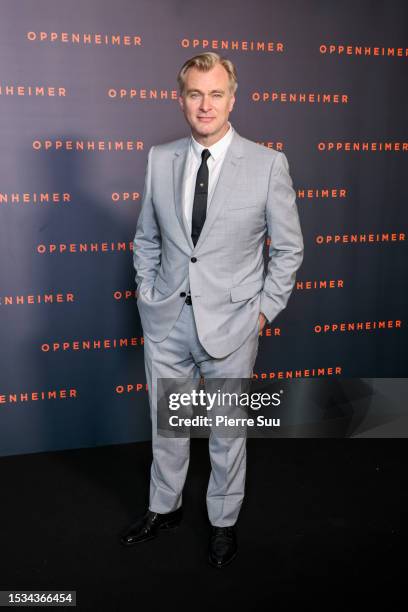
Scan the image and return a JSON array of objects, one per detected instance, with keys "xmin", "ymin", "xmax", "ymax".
[
  {"xmin": 230, "ymin": 279, "xmax": 264, "ymax": 302},
  {"xmin": 153, "ymin": 275, "xmax": 170, "ymax": 295}
]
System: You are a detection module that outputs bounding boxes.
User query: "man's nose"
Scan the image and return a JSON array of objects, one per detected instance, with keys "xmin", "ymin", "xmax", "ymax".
[{"xmin": 199, "ymin": 96, "xmax": 212, "ymax": 111}]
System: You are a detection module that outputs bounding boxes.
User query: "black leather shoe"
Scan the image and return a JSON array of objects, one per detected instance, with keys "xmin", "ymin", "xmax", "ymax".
[
  {"xmin": 208, "ymin": 526, "xmax": 237, "ymax": 568},
  {"xmin": 120, "ymin": 508, "xmax": 182, "ymax": 546}
]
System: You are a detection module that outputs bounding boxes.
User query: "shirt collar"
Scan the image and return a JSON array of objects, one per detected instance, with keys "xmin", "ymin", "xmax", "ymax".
[{"xmin": 190, "ymin": 121, "xmax": 234, "ymax": 162}]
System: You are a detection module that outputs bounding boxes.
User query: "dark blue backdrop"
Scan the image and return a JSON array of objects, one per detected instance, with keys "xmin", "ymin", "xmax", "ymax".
[{"xmin": 0, "ymin": 0, "xmax": 406, "ymax": 456}]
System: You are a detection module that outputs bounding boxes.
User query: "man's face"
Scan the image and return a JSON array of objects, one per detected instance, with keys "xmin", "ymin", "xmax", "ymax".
[{"xmin": 178, "ymin": 63, "xmax": 235, "ymax": 145}]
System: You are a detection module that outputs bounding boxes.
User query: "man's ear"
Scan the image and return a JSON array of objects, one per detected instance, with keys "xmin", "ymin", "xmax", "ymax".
[
  {"xmin": 229, "ymin": 95, "xmax": 236, "ymax": 112},
  {"xmin": 178, "ymin": 95, "xmax": 184, "ymax": 111}
]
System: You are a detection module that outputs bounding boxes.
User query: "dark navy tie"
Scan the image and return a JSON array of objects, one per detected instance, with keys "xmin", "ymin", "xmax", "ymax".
[{"xmin": 191, "ymin": 148, "xmax": 211, "ymax": 247}]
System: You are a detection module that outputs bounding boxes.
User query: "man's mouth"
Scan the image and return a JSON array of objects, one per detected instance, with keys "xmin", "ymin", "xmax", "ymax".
[{"xmin": 197, "ymin": 117, "xmax": 215, "ymax": 122}]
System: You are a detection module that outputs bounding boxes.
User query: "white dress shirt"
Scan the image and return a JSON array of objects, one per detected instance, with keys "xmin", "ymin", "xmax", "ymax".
[
  {"xmin": 183, "ymin": 121, "xmax": 234, "ymax": 233},
  {"xmin": 184, "ymin": 121, "xmax": 234, "ymax": 298}
]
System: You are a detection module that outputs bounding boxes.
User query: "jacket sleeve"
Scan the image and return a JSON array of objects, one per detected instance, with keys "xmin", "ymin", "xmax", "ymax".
[
  {"xmin": 132, "ymin": 146, "xmax": 162, "ymax": 293},
  {"xmin": 259, "ymin": 151, "xmax": 304, "ymax": 323}
]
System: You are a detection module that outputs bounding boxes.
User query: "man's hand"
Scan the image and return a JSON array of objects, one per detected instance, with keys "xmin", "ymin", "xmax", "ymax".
[{"xmin": 258, "ymin": 312, "xmax": 267, "ymax": 334}]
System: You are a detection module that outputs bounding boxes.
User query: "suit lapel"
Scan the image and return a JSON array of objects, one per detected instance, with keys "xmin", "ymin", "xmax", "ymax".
[
  {"xmin": 173, "ymin": 129, "xmax": 245, "ymax": 252},
  {"xmin": 173, "ymin": 141, "xmax": 194, "ymax": 250},
  {"xmin": 194, "ymin": 131, "xmax": 244, "ymax": 251}
]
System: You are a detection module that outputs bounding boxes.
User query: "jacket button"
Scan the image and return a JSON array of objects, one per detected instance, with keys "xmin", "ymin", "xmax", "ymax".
[
  {"xmin": 191, "ymin": 257, "xmax": 197, "ymax": 263},
  {"xmin": 179, "ymin": 292, "xmax": 186, "ymax": 298}
]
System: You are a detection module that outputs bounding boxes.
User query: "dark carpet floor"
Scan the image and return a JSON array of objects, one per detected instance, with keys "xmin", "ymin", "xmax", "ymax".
[{"xmin": 1, "ymin": 439, "xmax": 406, "ymax": 610}]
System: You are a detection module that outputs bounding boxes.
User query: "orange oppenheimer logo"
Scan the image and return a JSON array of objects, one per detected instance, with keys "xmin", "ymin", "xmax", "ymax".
[
  {"xmin": 32, "ymin": 139, "xmax": 144, "ymax": 151},
  {"xmin": 180, "ymin": 38, "xmax": 284, "ymax": 52},
  {"xmin": 316, "ymin": 233, "xmax": 405, "ymax": 244},
  {"xmin": 318, "ymin": 141, "xmax": 408, "ymax": 151},
  {"xmin": 296, "ymin": 280, "xmax": 344, "ymax": 290},
  {"xmin": 0, "ymin": 84, "xmax": 66, "ymax": 97},
  {"xmin": 108, "ymin": 88, "xmax": 178, "ymax": 100},
  {"xmin": 314, "ymin": 320, "xmax": 402, "ymax": 333},
  {"xmin": 252, "ymin": 92, "xmax": 348, "ymax": 103},
  {"xmin": 27, "ymin": 31, "xmax": 142, "ymax": 46},
  {"xmin": 297, "ymin": 188, "xmax": 347, "ymax": 199},
  {"xmin": 36, "ymin": 242, "xmax": 133, "ymax": 254},
  {"xmin": 0, "ymin": 389, "xmax": 77, "ymax": 404},
  {"xmin": 319, "ymin": 44, "xmax": 408, "ymax": 57},
  {"xmin": 253, "ymin": 366, "xmax": 342, "ymax": 379},
  {"xmin": 0, "ymin": 192, "xmax": 71, "ymax": 204},
  {"xmin": 0, "ymin": 293, "xmax": 74, "ymax": 306},
  {"xmin": 41, "ymin": 337, "xmax": 144, "ymax": 352}
]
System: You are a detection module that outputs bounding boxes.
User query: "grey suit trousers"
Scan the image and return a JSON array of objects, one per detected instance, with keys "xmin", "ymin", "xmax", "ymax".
[{"xmin": 143, "ymin": 297, "xmax": 261, "ymax": 527}]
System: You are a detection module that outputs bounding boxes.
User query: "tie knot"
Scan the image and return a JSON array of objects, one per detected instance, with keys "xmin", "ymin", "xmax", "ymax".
[{"xmin": 201, "ymin": 148, "xmax": 211, "ymax": 162}]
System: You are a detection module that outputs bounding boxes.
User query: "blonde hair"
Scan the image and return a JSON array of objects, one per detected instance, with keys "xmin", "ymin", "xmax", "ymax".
[{"xmin": 177, "ymin": 52, "xmax": 238, "ymax": 96}]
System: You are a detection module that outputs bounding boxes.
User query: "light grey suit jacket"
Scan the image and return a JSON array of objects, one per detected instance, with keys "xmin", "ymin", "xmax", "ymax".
[{"xmin": 133, "ymin": 128, "xmax": 304, "ymax": 358}]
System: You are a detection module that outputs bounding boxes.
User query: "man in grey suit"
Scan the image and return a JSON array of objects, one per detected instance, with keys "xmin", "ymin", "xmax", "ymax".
[{"xmin": 120, "ymin": 52, "xmax": 304, "ymax": 568}]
